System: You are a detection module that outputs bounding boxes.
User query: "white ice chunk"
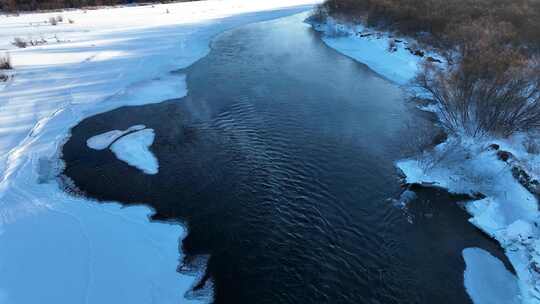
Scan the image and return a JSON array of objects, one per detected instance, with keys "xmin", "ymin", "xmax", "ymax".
[
  {"xmin": 86, "ymin": 125, "xmax": 146, "ymax": 150},
  {"xmin": 110, "ymin": 129, "xmax": 159, "ymax": 175},
  {"xmin": 462, "ymin": 248, "xmax": 520, "ymax": 304}
]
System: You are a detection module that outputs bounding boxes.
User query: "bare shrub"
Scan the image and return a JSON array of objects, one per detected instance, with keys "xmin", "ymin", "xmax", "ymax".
[
  {"xmin": 68, "ymin": 19, "xmax": 74, "ymax": 24},
  {"xmin": 0, "ymin": 53, "xmax": 12, "ymax": 70},
  {"xmin": 12, "ymin": 37, "xmax": 27, "ymax": 48},
  {"xmin": 49, "ymin": 17, "xmax": 57, "ymax": 26},
  {"xmin": 524, "ymin": 135, "xmax": 540, "ymax": 155},
  {"xmin": 56, "ymin": 15, "xmax": 63, "ymax": 23},
  {"xmin": 414, "ymin": 19, "xmax": 540, "ymax": 138},
  {"xmin": 308, "ymin": 4, "xmax": 329, "ymax": 24},
  {"xmin": 320, "ymin": 0, "xmax": 540, "ymax": 50},
  {"xmin": 400, "ymin": 117, "xmax": 438, "ymax": 158},
  {"xmin": 388, "ymin": 40, "xmax": 397, "ymax": 52},
  {"xmin": 416, "ymin": 57, "xmax": 540, "ymax": 137},
  {"xmin": 402, "ymin": 117, "xmax": 453, "ymax": 171},
  {"xmin": 12, "ymin": 37, "xmax": 47, "ymax": 48}
]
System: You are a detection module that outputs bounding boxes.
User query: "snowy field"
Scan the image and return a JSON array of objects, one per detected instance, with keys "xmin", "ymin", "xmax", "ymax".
[
  {"xmin": 310, "ymin": 16, "xmax": 540, "ymax": 304},
  {"xmin": 0, "ymin": 1, "xmax": 320, "ymax": 303}
]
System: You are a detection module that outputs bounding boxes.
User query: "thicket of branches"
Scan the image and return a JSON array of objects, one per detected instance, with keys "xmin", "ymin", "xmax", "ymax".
[
  {"xmin": 0, "ymin": 0, "xmax": 193, "ymax": 12},
  {"xmin": 318, "ymin": 0, "xmax": 540, "ymax": 137},
  {"xmin": 320, "ymin": 0, "xmax": 540, "ymax": 51}
]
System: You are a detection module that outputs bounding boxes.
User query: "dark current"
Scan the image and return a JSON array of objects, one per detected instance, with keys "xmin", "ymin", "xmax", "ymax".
[{"xmin": 61, "ymin": 12, "xmax": 509, "ymax": 304}]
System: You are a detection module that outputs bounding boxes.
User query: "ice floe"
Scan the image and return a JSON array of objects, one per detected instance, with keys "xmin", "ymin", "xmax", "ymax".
[
  {"xmin": 463, "ymin": 247, "xmax": 520, "ymax": 304},
  {"xmin": 86, "ymin": 125, "xmax": 146, "ymax": 150}
]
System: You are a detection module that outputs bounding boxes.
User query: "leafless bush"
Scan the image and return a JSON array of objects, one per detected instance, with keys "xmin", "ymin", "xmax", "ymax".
[
  {"xmin": 68, "ymin": 19, "xmax": 74, "ymax": 24},
  {"xmin": 320, "ymin": 0, "xmax": 540, "ymax": 50},
  {"xmin": 398, "ymin": 115, "xmax": 453, "ymax": 170},
  {"xmin": 0, "ymin": 53, "xmax": 12, "ymax": 70},
  {"xmin": 401, "ymin": 117, "xmax": 437, "ymax": 157},
  {"xmin": 12, "ymin": 37, "xmax": 27, "ymax": 48},
  {"xmin": 415, "ymin": 20, "xmax": 540, "ymax": 138},
  {"xmin": 417, "ymin": 60, "xmax": 540, "ymax": 137},
  {"xmin": 12, "ymin": 37, "xmax": 47, "ymax": 48},
  {"xmin": 56, "ymin": 15, "xmax": 63, "ymax": 22},
  {"xmin": 524, "ymin": 135, "xmax": 540, "ymax": 155},
  {"xmin": 388, "ymin": 40, "xmax": 397, "ymax": 52},
  {"xmin": 49, "ymin": 17, "xmax": 57, "ymax": 25},
  {"xmin": 308, "ymin": 4, "xmax": 329, "ymax": 24}
]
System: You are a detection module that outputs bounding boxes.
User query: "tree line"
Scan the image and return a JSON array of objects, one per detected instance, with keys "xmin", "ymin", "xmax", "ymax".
[{"xmin": 0, "ymin": 0, "xmax": 192, "ymax": 12}]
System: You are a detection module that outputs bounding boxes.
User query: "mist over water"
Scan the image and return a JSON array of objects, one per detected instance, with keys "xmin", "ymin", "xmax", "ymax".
[{"xmin": 62, "ymin": 13, "xmax": 507, "ymax": 304}]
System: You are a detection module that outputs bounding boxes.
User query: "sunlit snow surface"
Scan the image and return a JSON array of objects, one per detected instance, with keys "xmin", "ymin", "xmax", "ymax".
[
  {"xmin": 0, "ymin": 1, "xmax": 320, "ymax": 303},
  {"xmin": 463, "ymin": 248, "xmax": 520, "ymax": 304}
]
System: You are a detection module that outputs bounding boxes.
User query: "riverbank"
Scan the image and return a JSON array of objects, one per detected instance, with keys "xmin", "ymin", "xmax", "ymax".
[
  {"xmin": 0, "ymin": 2, "xmax": 320, "ymax": 303},
  {"xmin": 308, "ymin": 16, "xmax": 540, "ymax": 304}
]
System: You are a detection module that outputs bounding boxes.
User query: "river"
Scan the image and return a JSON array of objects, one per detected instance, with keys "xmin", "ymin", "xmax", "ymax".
[{"xmin": 61, "ymin": 12, "xmax": 509, "ymax": 304}]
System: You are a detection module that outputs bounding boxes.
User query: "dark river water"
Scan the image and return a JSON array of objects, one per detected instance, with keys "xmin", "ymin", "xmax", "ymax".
[{"xmin": 61, "ymin": 12, "xmax": 509, "ymax": 304}]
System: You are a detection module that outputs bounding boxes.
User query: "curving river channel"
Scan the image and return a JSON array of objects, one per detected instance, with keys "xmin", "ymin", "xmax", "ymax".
[{"xmin": 61, "ymin": 12, "xmax": 510, "ymax": 304}]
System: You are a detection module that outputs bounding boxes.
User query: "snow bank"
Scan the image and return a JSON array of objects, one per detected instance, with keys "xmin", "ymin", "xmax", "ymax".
[
  {"xmin": 110, "ymin": 128, "xmax": 158, "ymax": 175},
  {"xmin": 86, "ymin": 125, "xmax": 146, "ymax": 150},
  {"xmin": 397, "ymin": 137, "xmax": 540, "ymax": 303},
  {"xmin": 308, "ymin": 17, "xmax": 441, "ymax": 85},
  {"xmin": 0, "ymin": 1, "xmax": 321, "ymax": 303},
  {"xmin": 463, "ymin": 247, "xmax": 520, "ymax": 304}
]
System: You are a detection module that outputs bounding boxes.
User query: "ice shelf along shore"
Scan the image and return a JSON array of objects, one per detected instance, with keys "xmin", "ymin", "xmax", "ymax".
[
  {"xmin": 0, "ymin": 1, "xmax": 321, "ymax": 303},
  {"xmin": 309, "ymin": 17, "xmax": 540, "ymax": 304}
]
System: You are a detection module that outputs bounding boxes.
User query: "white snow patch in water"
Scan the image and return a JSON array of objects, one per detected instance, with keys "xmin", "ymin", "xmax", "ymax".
[
  {"xmin": 463, "ymin": 247, "xmax": 520, "ymax": 304},
  {"xmin": 110, "ymin": 128, "xmax": 158, "ymax": 175},
  {"xmin": 86, "ymin": 125, "xmax": 146, "ymax": 150}
]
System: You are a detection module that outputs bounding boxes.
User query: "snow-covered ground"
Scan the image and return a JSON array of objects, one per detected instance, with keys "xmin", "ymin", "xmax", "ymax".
[
  {"xmin": 0, "ymin": 1, "xmax": 320, "ymax": 303},
  {"xmin": 309, "ymin": 15, "xmax": 540, "ymax": 304}
]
